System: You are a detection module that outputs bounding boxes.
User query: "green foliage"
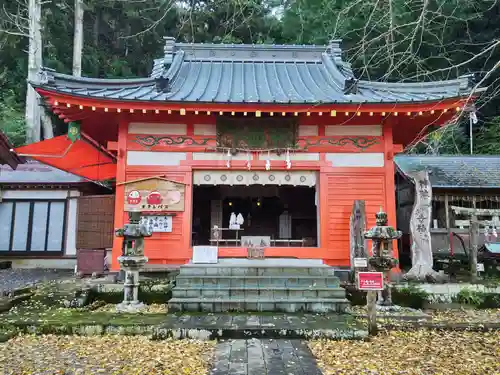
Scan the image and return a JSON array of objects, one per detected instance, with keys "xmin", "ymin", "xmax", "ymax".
[
  {"xmin": 452, "ymin": 288, "xmax": 500, "ymax": 308},
  {"xmin": 0, "ymin": 90, "xmax": 26, "ymax": 147},
  {"xmin": 345, "ymin": 284, "xmax": 429, "ymax": 308},
  {"xmin": 392, "ymin": 285, "xmax": 429, "ymax": 309}
]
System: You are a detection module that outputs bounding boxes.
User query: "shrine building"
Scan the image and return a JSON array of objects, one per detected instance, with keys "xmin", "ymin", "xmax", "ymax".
[{"xmin": 15, "ymin": 38, "xmax": 480, "ymax": 270}]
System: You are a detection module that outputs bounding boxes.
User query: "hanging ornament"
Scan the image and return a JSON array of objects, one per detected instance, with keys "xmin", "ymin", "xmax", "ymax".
[
  {"xmin": 265, "ymin": 151, "xmax": 271, "ymax": 171},
  {"xmin": 285, "ymin": 149, "xmax": 292, "ymax": 169},
  {"xmin": 226, "ymin": 149, "xmax": 231, "ymax": 168},
  {"xmin": 246, "ymin": 151, "xmax": 251, "ymax": 170}
]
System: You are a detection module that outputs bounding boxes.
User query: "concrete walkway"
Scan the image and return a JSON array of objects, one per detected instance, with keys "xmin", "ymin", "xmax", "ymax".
[{"xmin": 210, "ymin": 339, "xmax": 323, "ymax": 375}]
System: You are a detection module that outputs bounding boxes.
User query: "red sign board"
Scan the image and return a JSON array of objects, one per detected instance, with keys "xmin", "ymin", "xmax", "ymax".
[{"xmin": 357, "ymin": 272, "xmax": 384, "ymax": 290}]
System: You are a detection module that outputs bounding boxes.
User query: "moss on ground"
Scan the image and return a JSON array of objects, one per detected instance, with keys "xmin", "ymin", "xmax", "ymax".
[{"xmin": 1, "ymin": 309, "xmax": 166, "ymax": 326}]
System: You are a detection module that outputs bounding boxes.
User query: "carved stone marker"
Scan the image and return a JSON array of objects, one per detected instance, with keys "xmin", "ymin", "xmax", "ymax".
[{"xmin": 404, "ymin": 170, "xmax": 442, "ymax": 281}]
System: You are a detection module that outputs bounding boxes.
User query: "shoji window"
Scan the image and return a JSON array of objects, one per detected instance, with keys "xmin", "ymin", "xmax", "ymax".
[{"xmin": 0, "ymin": 200, "xmax": 67, "ymax": 253}]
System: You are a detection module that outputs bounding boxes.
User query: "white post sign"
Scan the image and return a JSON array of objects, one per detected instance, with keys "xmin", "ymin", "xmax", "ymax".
[
  {"xmin": 353, "ymin": 257, "xmax": 368, "ymax": 268},
  {"xmin": 192, "ymin": 246, "xmax": 219, "ymax": 264}
]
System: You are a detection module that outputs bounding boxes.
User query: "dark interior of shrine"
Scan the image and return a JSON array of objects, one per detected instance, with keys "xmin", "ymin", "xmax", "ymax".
[{"xmin": 191, "ymin": 185, "xmax": 318, "ymax": 247}]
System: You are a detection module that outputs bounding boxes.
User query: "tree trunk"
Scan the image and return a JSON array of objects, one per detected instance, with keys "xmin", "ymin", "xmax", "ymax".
[
  {"xmin": 404, "ymin": 170, "xmax": 443, "ymax": 281},
  {"xmin": 73, "ymin": 0, "xmax": 84, "ymax": 77},
  {"xmin": 40, "ymin": 109, "xmax": 54, "ymax": 139},
  {"xmin": 25, "ymin": 0, "xmax": 42, "ymax": 143}
]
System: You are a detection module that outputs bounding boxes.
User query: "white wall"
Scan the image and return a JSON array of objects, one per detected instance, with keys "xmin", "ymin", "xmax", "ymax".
[{"xmin": 325, "ymin": 153, "xmax": 385, "ymax": 167}]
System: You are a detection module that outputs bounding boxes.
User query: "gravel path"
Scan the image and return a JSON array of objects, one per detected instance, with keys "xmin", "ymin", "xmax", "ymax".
[
  {"xmin": 0, "ymin": 269, "xmax": 72, "ymax": 294},
  {"xmin": 210, "ymin": 339, "xmax": 322, "ymax": 375}
]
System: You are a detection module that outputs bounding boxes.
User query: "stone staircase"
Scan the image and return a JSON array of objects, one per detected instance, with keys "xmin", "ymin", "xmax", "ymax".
[{"xmin": 168, "ymin": 259, "xmax": 349, "ymax": 313}]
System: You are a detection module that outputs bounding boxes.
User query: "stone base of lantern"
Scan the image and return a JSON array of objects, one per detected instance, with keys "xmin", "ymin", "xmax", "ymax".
[
  {"xmin": 116, "ymin": 301, "xmax": 146, "ymax": 313},
  {"xmin": 116, "ymin": 255, "xmax": 148, "ymax": 313}
]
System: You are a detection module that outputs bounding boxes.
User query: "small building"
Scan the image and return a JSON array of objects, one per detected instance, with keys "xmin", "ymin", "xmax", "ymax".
[
  {"xmin": 16, "ymin": 38, "xmax": 481, "ymax": 270},
  {"xmin": 395, "ymin": 155, "xmax": 500, "ymax": 258},
  {"xmin": 0, "ymin": 160, "xmax": 111, "ymax": 269}
]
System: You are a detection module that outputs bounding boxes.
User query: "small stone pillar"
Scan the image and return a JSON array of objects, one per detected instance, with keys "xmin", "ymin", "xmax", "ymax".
[
  {"xmin": 364, "ymin": 208, "xmax": 401, "ymax": 306},
  {"xmin": 115, "ymin": 211, "xmax": 152, "ymax": 312}
]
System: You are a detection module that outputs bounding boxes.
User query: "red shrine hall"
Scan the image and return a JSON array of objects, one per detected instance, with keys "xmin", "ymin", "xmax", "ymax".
[{"xmin": 16, "ymin": 38, "xmax": 480, "ymax": 270}]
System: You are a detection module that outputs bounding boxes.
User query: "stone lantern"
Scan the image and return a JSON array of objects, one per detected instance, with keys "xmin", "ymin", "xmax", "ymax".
[
  {"xmin": 115, "ymin": 211, "xmax": 152, "ymax": 312},
  {"xmin": 364, "ymin": 208, "xmax": 401, "ymax": 306}
]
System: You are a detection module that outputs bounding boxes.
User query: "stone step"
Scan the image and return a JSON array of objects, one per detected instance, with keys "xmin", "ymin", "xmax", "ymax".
[
  {"xmin": 153, "ymin": 313, "xmax": 368, "ymax": 342},
  {"xmin": 168, "ymin": 297, "xmax": 350, "ymax": 313},
  {"xmin": 175, "ymin": 276, "xmax": 341, "ymax": 288},
  {"xmin": 172, "ymin": 287, "xmax": 346, "ymax": 299},
  {"xmin": 179, "ymin": 266, "xmax": 336, "ymax": 277},
  {"xmin": 154, "ymin": 313, "xmax": 367, "ymax": 340}
]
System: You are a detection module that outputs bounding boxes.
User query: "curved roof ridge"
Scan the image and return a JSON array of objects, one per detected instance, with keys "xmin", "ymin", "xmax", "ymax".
[
  {"xmin": 358, "ymin": 74, "xmax": 473, "ymax": 93},
  {"xmin": 38, "ymin": 67, "xmax": 156, "ymax": 89}
]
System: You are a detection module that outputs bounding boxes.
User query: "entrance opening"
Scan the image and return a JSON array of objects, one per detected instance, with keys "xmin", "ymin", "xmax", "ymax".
[{"xmin": 192, "ymin": 185, "xmax": 318, "ymax": 247}]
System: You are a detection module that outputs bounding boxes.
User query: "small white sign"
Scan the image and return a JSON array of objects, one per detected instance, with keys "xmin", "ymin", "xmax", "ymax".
[
  {"xmin": 192, "ymin": 246, "xmax": 218, "ymax": 264},
  {"xmin": 477, "ymin": 263, "xmax": 485, "ymax": 272},
  {"xmin": 353, "ymin": 257, "xmax": 368, "ymax": 268},
  {"xmin": 140, "ymin": 215, "xmax": 172, "ymax": 233}
]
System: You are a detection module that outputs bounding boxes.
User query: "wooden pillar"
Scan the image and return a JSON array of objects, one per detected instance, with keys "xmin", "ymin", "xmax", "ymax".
[
  {"xmin": 469, "ymin": 217, "xmax": 479, "ymax": 283},
  {"xmin": 367, "ymin": 291, "xmax": 378, "ymax": 335},
  {"xmin": 445, "ymin": 193, "xmax": 452, "ymax": 255},
  {"xmin": 350, "ymin": 200, "xmax": 367, "ymax": 271}
]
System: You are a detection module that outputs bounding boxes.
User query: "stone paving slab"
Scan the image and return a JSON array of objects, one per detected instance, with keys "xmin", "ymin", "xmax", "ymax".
[
  {"xmin": 155, "ymin": 313, "xmax": 368, "ymax": 340},
  {"xmin": 210, "ymin": 339, "xmax": 323, "ymax": 375}
]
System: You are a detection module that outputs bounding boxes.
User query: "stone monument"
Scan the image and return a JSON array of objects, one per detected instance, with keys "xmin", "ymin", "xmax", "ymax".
[{"xmin": 115, "ymin": 211, "xmax": 152, "ymax": 312}]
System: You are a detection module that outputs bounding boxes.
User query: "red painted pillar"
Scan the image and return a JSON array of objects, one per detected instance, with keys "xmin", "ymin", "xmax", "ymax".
[
  {"xmin": 383, "ymin": 119, "xmax": 400, "ymax": 265},
  {"xmin": 111, "ymin": 117, "xmax": 128, "ymax": 271}
]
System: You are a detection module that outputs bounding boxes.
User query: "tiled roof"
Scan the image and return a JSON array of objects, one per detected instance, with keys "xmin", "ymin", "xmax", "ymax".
[
  {"xmin": 394, "ymin": 155, "xmax": 500, "ymax": 189},
  {"xmin": 0, "ymin": 160, "xmax": 85, "ymax": 184},
  {"xmin": 34, "ymin": 38, "xmax": 477, "ymax": 105}
]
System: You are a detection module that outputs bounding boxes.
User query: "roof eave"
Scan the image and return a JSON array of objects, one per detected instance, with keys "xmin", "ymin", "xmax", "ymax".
[{"xmin": 34, "ymin": 86, "xmax": 474, "ymax": 107}]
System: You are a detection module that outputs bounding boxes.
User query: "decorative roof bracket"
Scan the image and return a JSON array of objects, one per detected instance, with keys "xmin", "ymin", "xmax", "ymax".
[
  {"xmin": 155, "ymin": 77, "xmax": 170, "ymax": 93},
  {"xmin": 344, "ymin": 78, "xmax": 358, "ymax": 95}
]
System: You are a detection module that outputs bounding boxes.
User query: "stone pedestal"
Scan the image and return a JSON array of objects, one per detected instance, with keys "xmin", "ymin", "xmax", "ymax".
[{"xmin": 116, "ymin": 255, "xmax": 148, "ymax": 313}]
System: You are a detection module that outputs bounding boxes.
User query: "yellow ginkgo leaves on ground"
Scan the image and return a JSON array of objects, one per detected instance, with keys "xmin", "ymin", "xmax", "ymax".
[
  {"xmin": 0, "ymin": 335, "xmax": 215, "ymax": 375},
  {"xmin": 310, "ymin": 330, "xmax": 500, "ymax": 375}
]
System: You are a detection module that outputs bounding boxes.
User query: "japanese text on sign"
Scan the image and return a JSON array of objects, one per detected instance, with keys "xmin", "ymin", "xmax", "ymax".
[{"xmin": 357, "ymin": 272, "xmax": 384, "ymax": 290}]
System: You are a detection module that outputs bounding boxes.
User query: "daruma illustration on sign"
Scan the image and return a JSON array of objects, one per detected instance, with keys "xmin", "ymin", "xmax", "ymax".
[
  {"xmin": 121, "ymin": 176, "xmax": 186, "ymax": 212},
  {"xmin": 166, "ymin": 190, "xmax": 181, "ymax": 205},
  {"xmin": 147, "ymin": 191, "xmax": 162, "ymax": 205},
  {"xmin": 127, "ymin": 190, "xmax": 141, "ymax": 205}
]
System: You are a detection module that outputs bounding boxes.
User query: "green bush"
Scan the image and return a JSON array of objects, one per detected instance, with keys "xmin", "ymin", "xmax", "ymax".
[
  {"xmin": 452, "ymin": 289, "xmax": 500, "ymax": 308},
  {"xmin": 392, "ymin": 285, "xmax": 429, "ymax": 309},
  {"xmin": 344, "ymin": 284, "xmax": 429, "ymax": 309}
]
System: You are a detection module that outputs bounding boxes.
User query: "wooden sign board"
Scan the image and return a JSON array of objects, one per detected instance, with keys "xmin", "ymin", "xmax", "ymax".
[
  {"xmin": 122, "ymin": 177, "xmax": 185, "ymax": 212},
  {"xmin": 357, "ymin": 272, "xmax": 384, "ymax": 291}
]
